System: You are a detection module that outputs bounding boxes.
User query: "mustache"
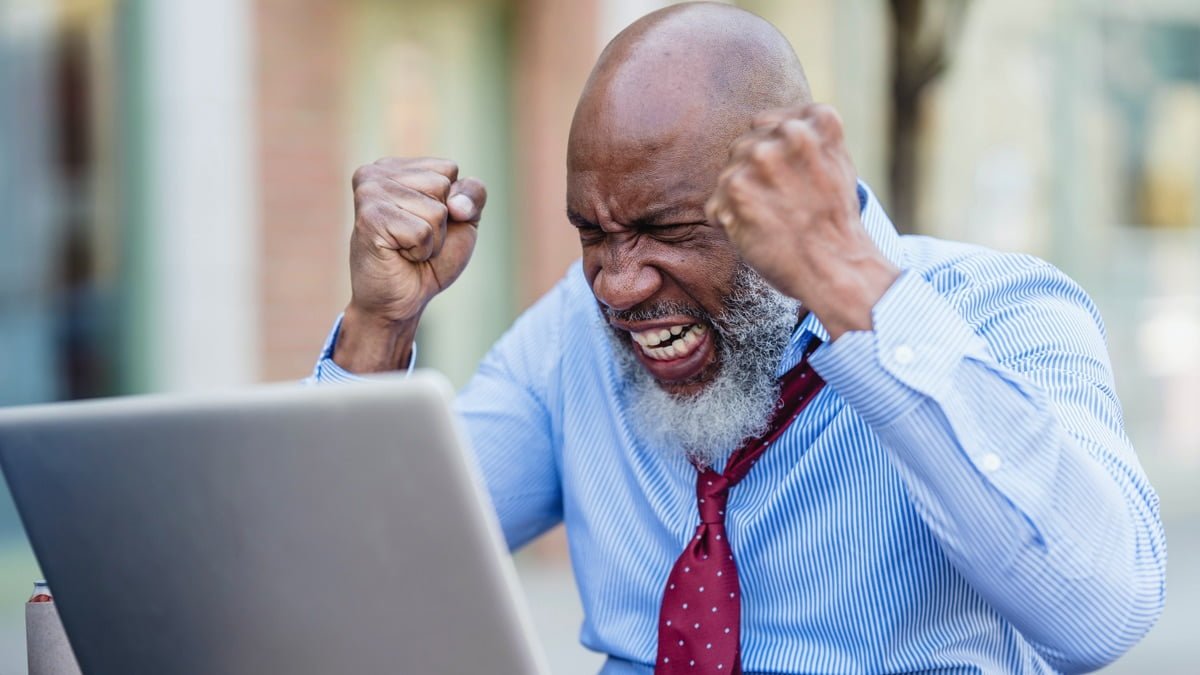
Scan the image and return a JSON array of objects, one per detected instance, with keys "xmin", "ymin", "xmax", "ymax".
[{"xmin": 602, "ymin": 300, "xmax": 707, "ymax": 325}]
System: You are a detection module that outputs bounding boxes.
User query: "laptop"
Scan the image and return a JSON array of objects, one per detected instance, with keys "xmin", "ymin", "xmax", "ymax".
[{"xmin": 0, "ymin": 373, "xmax": 550, "ymax": 675}]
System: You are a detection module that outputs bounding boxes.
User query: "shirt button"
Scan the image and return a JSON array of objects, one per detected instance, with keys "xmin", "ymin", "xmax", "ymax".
[
  {"xmin": 892, "ymin": 345, "xmax": 916, "ymax": 365},
  {"xmin": 980, "ymin": 453, "xmax": 1002, "ymax": 473}
]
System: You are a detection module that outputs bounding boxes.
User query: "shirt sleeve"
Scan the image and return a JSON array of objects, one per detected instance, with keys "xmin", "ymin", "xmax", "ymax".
[
  {"xmin": 809, "ymin": 263, "xmax": 1167, "ymax": 672},
  {"xmin": 453, "ymin": 282, "xmax": 567, "ymax": 551},
  {"xmin": 307, "ymin": 313, "xmax": 416, "ymax": 383}
]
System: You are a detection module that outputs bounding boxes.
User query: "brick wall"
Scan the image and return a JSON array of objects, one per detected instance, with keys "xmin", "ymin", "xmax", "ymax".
[
  {"xmin": 514, "ymin": 0, "xmax": 601, "ymax": 306},
  {"xmin": 254, "ymin": 0, "xmax": 350, "ymax": 381}
]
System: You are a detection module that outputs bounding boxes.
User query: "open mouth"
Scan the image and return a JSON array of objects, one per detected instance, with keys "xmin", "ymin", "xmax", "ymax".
[
  {"xmin": 629, "ymin": 323, "xmax": 707, "ymax": 361},
  {"xmin": 622, "ymin": 321, "xmax": 717, "ymax": 386}
]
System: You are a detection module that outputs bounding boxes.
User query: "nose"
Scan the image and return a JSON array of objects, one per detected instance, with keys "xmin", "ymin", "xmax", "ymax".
[{"xmin": 591, "ymin": 247, "xmax": 662, "ymax": 312}]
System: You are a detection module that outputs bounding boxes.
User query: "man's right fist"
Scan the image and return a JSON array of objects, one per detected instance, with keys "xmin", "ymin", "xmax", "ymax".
[{"xmin": 347, "ymin": 157, "xmax": 487, "ymax": 323}]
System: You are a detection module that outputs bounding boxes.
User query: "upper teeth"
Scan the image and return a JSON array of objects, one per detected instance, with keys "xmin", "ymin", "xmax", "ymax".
[{"xmin": 629, "ymin": 324, "xmax": 707, "ymax": 361}]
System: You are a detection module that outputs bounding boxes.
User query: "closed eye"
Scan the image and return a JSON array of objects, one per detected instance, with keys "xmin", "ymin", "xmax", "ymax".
[
  {"xmin": 576, "ymin": 223, "xmax": 606, "ymax": 245},
  {"xmin": 649, "ymin": 222, "xmax": 702, "ymax": 242},
  {"xmin": 567, "ymin": 209, "xmax": 609, "ymax": 245}
]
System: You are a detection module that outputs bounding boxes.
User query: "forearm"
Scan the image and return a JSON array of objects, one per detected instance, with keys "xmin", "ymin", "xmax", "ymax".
[
  {"xmin": 863, "ymin": 362, "xmax": 1162, "ymax": 670},
  {"xmin": 812, "ymin": 271, "xmax": 1166, "ymax": 670}
]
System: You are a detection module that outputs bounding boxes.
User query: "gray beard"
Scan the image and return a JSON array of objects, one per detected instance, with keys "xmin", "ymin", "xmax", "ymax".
[{"xmin": 602, "ymin": 265, "xmax": 800, "ymax": 467}]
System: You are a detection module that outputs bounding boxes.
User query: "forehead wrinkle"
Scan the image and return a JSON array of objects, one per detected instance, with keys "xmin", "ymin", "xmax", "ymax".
[{"xmin": 597, "ymin": 165, "xmax": 711, "ymax": 226}]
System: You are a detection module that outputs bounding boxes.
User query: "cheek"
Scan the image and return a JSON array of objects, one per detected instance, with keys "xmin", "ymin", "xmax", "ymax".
[
  {"xmin": 700, "ymin": 246, "xmax": 742, "ymax": 308},
  {"xmin": 686, "ymin": 234, "xmax": 740, "ymax": 275},
  {"xmin": 662, "ymin": 246, "xmax": 738, "ymax": 305}
]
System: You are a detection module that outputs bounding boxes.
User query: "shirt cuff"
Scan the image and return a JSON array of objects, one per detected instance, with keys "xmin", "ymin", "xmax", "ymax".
[
  {"xmin": 310, "ymin": 313, "xmax": 417, "ymax": 383},
  {"xmin": 809, "ymin": 270, "xmax": 989, "ymax": 427}
]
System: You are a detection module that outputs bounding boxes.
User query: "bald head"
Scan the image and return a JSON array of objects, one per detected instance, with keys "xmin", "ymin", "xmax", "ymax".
[{"xmin": 568, "ymin": 2, "xmax": 811, "ymax": 169}]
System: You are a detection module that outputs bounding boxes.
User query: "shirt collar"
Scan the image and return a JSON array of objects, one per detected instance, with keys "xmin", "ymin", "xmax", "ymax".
[{"xmin": 792, "ymin": 181, "xmax": 904, "ymax": 347}]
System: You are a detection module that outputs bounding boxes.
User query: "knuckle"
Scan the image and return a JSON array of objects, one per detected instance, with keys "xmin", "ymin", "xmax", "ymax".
[
  {"xmin": 810, "ymin": 105, "xmax": 844, "ymax": 136},
  {"xmin": 355, "ymin": 197, "xmax": 378, "ymax": 219},
  {"xmin": 779, "ymin": 118, "xmax": 808, "ymax": 141},
  {"xmin": 389, "ymin": 224, "xmax": 418, "ymax": 250},
  {"xmin": 726, "ymin": 173, "xmax": 750, "ymax": 201},
  {"xmin": 429, "ymin": 200, "xmax": 449, "ymax": 224},
  {"xmin": 782, "ymin": 122, "xmax": 818, "ymax": 151},
  {"xmin": 354, "ymin": 184, "xmax": 384, "ymax": 212},
  {"xmin": 397, "ymin": 169, "xmax": 450, "ymax": 198},
  {"xmin": 749, "ymin": 140, "xmax": 778, "ymax": 165},
  {"xmin": 353, "ymin": 178, "xmax": 375, "ymax": 196},
  {"xmin": 417, "ymin": 221, "xmax": 435, "ymax": 246},
  {"xmin": 412, "ymin": 171, "xmax": 451, "ymax": 196},
  {"xmin": 418, "ymin": 156, "xmax": 459, "ymax": 178},
  {"xmin": 810, "ymin": 103, "xmax": 838, "ymax": 122},
  {"xmin": 357, "ymin": 201, "xmax": 389, "ymax": 227}
]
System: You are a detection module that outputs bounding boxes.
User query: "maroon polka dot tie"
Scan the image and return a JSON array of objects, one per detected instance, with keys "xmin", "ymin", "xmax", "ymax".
[{"xmin": 654, "ymin": 345, "xmax": 825, "ymax": 674}]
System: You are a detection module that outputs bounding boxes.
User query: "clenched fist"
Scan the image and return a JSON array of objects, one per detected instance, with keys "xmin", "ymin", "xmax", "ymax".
[
  {"xmin": 334, "ymin": 157, "xmax": 486, "ymax": 373},
  {"xmin": 349, "ymin": 156, "xmax": 487, "ymax": 323},
  {"xmin": 705, "ymin": 104, "xmax": 900, "ymax": 339}
]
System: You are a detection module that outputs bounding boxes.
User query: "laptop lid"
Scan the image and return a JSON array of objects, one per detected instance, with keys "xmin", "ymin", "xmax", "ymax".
[{"xmin": 0, "ymin": 373, "xmax": 549, "ymax": 675}]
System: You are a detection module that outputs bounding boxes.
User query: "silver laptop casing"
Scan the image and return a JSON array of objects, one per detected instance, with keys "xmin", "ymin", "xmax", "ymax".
[{"xmin": 0, "ymin": 373, "xmax": 550, "ymax": 675}]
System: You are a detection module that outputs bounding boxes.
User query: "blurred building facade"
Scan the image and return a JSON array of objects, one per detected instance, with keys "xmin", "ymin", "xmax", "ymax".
[
  {"xmin": 0, "ymin": 0, "xmax": 901, "ymax": 403},
  {"xmin": 0, "ymin": 0, "xmax": 1197, "ymax": 672}
]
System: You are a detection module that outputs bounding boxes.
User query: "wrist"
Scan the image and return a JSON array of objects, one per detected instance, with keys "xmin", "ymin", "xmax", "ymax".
[
  {"xmin": 332, "ymin": 303, "xmax": 420, "ymax": 373},
  {"xmin": 806, "ymin": 254, "xmax": 901, "ymax": 341}
]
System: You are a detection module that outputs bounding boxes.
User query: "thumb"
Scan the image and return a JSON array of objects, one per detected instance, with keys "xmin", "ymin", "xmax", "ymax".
[{"xmin": 447, "ymin": 177, "xmax": 488, "ymax": 223}]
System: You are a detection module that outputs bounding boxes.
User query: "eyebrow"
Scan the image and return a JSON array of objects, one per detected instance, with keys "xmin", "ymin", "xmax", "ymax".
[
  {"xmin": 632, "ymin": 204, "xmax": 706, "ymax": 227},
  {"xmin": 566, "ymin": 208, "xmax": 596, "ymax": 228}
]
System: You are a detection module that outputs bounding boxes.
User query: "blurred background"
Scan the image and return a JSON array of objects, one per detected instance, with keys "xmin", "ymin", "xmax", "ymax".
[{"xmin": 0, "ymin": 0, "xmax": 1196, "ymax": 672}]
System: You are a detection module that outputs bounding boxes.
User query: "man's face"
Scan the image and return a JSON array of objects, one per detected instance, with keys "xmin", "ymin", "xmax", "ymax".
[
  {"xmin": 568, "ymin": 141, "xmax": 742, "ymax": 398},
  {"xmin": 566, "ymin": 103, "xmax": 803, "ymax": 461},
  {"xmin": 568, "ymin": 142, "xmax": 802, "ymax": 461},
  {"xmin": 562, "ymin": 5, "xmax": 815, "ymax": 458}
]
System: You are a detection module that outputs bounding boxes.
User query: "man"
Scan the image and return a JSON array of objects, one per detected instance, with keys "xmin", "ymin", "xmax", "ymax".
[{"xmin": 313, "ymin": 4, "xmax": 1165, "ymax": 673}]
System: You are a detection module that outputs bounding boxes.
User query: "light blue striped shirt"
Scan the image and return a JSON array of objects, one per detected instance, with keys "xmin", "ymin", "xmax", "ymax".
[{"xmin": 313, "ymin": 184, "xmax": 1165, "ymax": 673}]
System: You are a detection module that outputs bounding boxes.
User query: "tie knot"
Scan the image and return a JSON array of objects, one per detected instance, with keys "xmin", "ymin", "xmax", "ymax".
[{"xmin": 696, "ymin": 470, "xmax": 730, "ymax": 524}]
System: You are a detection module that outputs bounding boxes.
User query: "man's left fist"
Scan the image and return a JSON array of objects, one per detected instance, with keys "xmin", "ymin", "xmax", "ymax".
[{"xmin": 705, "ymin": 104, "xmax": 900, "ymax": 339}]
